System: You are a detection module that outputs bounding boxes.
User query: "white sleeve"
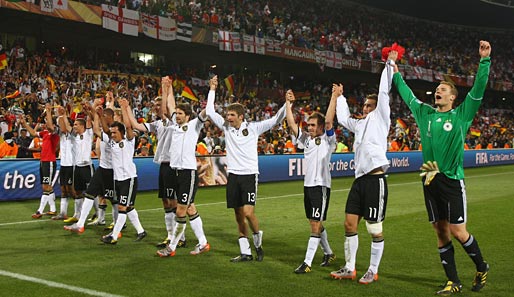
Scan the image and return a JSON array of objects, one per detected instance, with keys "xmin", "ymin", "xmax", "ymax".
[
  {"xmin": 101, "ymin": 132, "xmax": 110, "ymax": 143},
  {"xmin": 297, "ymin": 129, "xmax": 309, "ymax": 146},
  {"xmin": 205, "ymin": 90, "xmax": 225, "ymax": 128},
  {"xmin": 376, "ymin": 61, "xmax": 393, "ymax": 121},
  {"xmin": 336, "ymin": 95, "xmax": 358, "ymax": 132},
  {"xmin": 252, "ymin": 103, "xmax": 286, "ymax": 135}
]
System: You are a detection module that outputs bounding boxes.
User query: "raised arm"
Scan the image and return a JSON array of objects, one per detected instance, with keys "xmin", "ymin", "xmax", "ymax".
[
  {"xmin": 375, "ymin": 51, "xmax": 396, "ymax": 120},
  {"xmin": 119, "ymin": 98, "xmax": 135, "ymax": 140},
  {"xmin": 162, "ymin": 76, "xmax": 176, "ymax": 119},
  {"xmin": 122, "ymin": 97, "xmax": 148, "ymax": 132},
  {"xmin": 105, "ymin": 91, "xmax": 115, "ymax": 109},
  {"xmin": 82, "ymin": 102, "xmax": 94, "ymax": 129},
  {"xmin": 285, "ymin": 90, "xmax": 299, "ymax": 138},
  {"xmin": 335, "ymin": 83, "xmax": 357, "ymax": 132},
  {"xmin": 205, "ymin": 75, "xmax": 225, "ymax": 128},
  {"xmin": 44, "ymin": 104, "xmax": 56, "ymax": 133},
  {"xmin": 253, "ymin": 91, "xmax": 287, "ymax": 135},
  {"xmin": 19, "ymin": 115, "xmax": 37, "ymax": 137},
  {"xmin": 57, "ymin": 106, "xmax": 72, "ymax": 134},
  {"xmin": 468, "ymin": 40, "xmax": 491, "ymax": 100},
  {"xmin": 93, "ymin": 105, "xmax": 103, "ymax": 137},
  {"xmin": 325, "ymin": 86, "xmax": 338, "ymax": 131}
]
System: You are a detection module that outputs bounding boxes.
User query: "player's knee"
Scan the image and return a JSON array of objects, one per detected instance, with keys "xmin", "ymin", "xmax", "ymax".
[
  {"xmin": 344, "ymin": 220, "xmax": 357, "ymax": 232},
  {"xmin": 366, "ymin": 221, "xmax": 383, "ymax": 236}
]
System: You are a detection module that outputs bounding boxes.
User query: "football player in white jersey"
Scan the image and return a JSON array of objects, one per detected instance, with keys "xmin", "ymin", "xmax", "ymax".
[
  {"xmin": 206, "ymin": 76, "xmax": 286, "ymax": 262},
  {"xmin": 64, "ymin": 100, "xmax": 118, "ymax": 234},
  {"xmin": 53, "ymin": 106, "xmax": 74, "ymax": 220},
  {"xmin": 124, "ymin": 78, "xmax": 186, "ymax": 248},
  {"xmin": 285, "ymin": 89, "xmax": 337, "ymax": 274},
  {"xmin": 156, "ymin": 78, "xmax": 210, "ymax": 257},
  {"xmin": 330, "ymin": 51, "xmax": 397, "ymax": 284},
  {"xmin": 63, "ymin": 106, "xmax": 95, "ymax": 224},
  {"xmin": 101, "ymin": 98, "xmax": 146, "ymax": 244}
]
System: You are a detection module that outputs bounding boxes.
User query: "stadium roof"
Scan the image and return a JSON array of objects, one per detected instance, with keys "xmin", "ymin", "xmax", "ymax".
[{"xmin": 349, "ymin": 0, "xmax": 514, "ymax": 30}]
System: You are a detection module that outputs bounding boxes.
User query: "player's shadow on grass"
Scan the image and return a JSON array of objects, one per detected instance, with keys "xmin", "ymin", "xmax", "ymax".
[{"xmin": 383, "ymin": 273, "xmax": 438, "ymax": 288}]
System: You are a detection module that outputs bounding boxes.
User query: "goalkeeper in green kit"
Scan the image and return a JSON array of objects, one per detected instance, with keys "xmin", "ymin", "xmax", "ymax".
[{"xmin": 392, "ymin": 40, "xmax": 491, "ymax": 295}]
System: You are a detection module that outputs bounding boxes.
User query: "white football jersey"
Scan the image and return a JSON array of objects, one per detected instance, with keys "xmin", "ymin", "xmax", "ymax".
[
  {"xmin": 59, "ymin": 131, "xmax": 74, "ymax": 167},
  {"xmin": 144, "ymin": 119, "xmax": 172, "ymax": 164},
  {"xmin": 168, "ymin": 114, "xmax": 204, "ymax": 170},
  {"xmin": 71, "ymin": 128, "xmax": 93, "ymax": 166},
  {"xmin": 336, "ymin": 61, "xmax": 393, "ymax": 178},
  {"xmin": 206, "ymin": 90, "xmax": 286, "ymax": 175},
  {"xmin": 98, "ymin": 132, "xmax": 113, "ymax": 169},
  {"xmin": 297, "ymin": 129, "xmax": 336, "ymax": 187},
  {"xmin": 106, "ymin": 137, "xmax": 137, "ymax": 181}
]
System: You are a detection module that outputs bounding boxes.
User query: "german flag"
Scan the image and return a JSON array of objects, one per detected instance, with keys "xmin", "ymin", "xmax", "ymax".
[
  {"xmin": 470, "ymin": 128, "xmax": 481, "ymax": 137},
  {"xmin": 0, "ymin": 43, "xmax": 8, "ymax": 70},
  {"xmin": 396, "ymin": 118, "xmax": 407, "ymax": 129},
  {"xmin": 224, "ymin": 74, "xmax": 235, "ymax": 95},
  {"xmin": 5, "ymin": 90, "xmax": 20, "ymax": 99},
  {"xmin": 181, "ymin": 86, "xmax": 198, "ymax": 101}
]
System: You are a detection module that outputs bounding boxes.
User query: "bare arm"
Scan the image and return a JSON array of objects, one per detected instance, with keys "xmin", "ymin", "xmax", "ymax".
[
  {"xmin": 119, "ymin": 98, "xmax": 135, "ymax": 140},
  {"xmin": 18, "ymin": 115, "xmax": 37, "ymax": 137},
  {"xmin": 93, "ymin": 106, "xmax": 103, "ymax": 137},
  {"xmin": 105, "ymin": 91, "xmax": 114, "ymax": 109},
  {"xmin": 83, "ymin": 102, "xmax": 94, "ymax": 129},
  {"xmin": 285, "ymin": 90, "xmax": 299, "ymax": 138},
  {"xmin": 162, "ymin": 76, "xmax": 176, "ymax": 118},
  {"xmin": 57, "ymin": 106, "xmax": 72, "ymax": 134},
  {"xmin": 123, "ymin": 97, "xmax": 148, "ymax": 132},
  {"xmin": 325, "ymin": 85, "xmax": 338, "ymax": 131},
  {"xmin": 44, "ymin": 104, "xmax": 55, "ymax": 133}
]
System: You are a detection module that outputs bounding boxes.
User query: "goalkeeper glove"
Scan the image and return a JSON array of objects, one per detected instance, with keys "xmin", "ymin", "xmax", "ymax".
[{"xmin": 420, "ymin": 160, "xmax": 439, "ymax": 186}]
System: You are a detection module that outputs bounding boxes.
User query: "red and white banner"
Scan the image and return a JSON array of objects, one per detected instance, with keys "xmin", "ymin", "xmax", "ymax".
[
  {"xmin": 141, "ymin": 13, "xmax": 176, "ymax": 41},
  {"xmin": 434, "ymin": 71, "xmax": 444, "ymax": 81},
  {"xmin": 53, "ymin": 0, "xmax": 67, "ymax": 10},
  {"xmin": 265, "ymin": 38, "xmax": 282, "ymax": 53},
  {"xmin": 101, "ymin": 4, "xmax": 139, "ymax": 37},
  {"xmin": 243, "ymin": 34, "xmax": 265, "ymax": 55},
  {"xmin": 325, "ymin": 51, "xmax": 342, "ymax": 69},
  {"xmin": 218, "ymin": 31, "xmax": 241, "ymax": 52}
]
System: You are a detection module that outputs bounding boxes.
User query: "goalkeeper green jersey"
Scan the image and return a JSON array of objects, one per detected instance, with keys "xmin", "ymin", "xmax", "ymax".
[{"xmin": 393, "ymin": 57, "xmax": 491, "ymax": 180}]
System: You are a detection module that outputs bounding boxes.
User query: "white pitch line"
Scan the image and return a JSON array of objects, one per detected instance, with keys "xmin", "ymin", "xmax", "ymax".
[
  {"xmin": 0, "ymin": 269, "xmax": 125, "ymax": 297},
  {"xmin": 0, "ymin": 170, "xmax": 511, "ymax": 227}
]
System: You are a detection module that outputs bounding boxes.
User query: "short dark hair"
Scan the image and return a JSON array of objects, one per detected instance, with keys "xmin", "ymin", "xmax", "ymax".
[
  {"xmin": 75, "ymin": 118, "xmax": 86, "ymax": 127},
  {"xmin": 110, "ymin": 121, "xmax": 125, "ymax": 135},
  {"xmin": 366, "ymin": 94, "xmax": 378, "ymax": 101},
  {"xmin": 439, "ymin": 80, "xmax": 458, "ymax": 98},
  {"xmin": 176, "ymin": 103, "xmax": 192, "ymax": 117},
  {"xmin": 104, "ymin": 108, "xmax": 114, "ymax": 118},
  {"xmin": 308, "ymin": 112, "xmax": 325, "ymax": 127},
  {"xmin": 227, "ymin": 103, "xmax": 245, "ymax": 117}
]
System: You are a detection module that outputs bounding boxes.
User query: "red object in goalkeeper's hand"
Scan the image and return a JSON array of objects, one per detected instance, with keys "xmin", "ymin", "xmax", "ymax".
[{"xmin": 382, "ymin": 43, "xmax": 405, "ymax": 61}]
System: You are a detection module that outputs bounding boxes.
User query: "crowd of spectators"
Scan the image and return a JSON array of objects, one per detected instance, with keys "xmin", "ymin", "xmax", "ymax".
[
  {"xmin": 1, "ymin": 42, "xmax": 512, "ymax": 160},
  {"xmin": 1, "ymin": 0, "xmax": 514, "ymax": 158},
  {"xmin": 79, "ymin": 0, "xmax": 514, "ymax": 83}
]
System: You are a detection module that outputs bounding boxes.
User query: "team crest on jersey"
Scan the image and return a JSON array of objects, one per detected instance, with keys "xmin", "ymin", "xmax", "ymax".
[
  {"xmin": 315, "ymin": 137, "xmax": 321, "ymax": 145},
  {"xmin": 119, "ymin": 142, "xmax": 124, "ymax": 148},
  {"xmin": 162, "ymin": 119, "xmax": 168, "ymax": 127},
  {"xmin": 443, "ymin": 121, "xmax": 453, "ymax": 132},
  {"xmin": 242, "ymin": 128, "xmax": 249, "ymax": 136},
  {"xmin": 80, "ymin": 134, "xmax": 83, "ymax": 140},
  {"xmin": 182, "ymin": 125, "xmax": 188, "ymax": 131}
]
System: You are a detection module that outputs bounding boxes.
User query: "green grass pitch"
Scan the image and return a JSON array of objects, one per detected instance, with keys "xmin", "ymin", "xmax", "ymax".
[{"xmin": 0, "ymin": 165, "xmax": 513, "ymax": 297}]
